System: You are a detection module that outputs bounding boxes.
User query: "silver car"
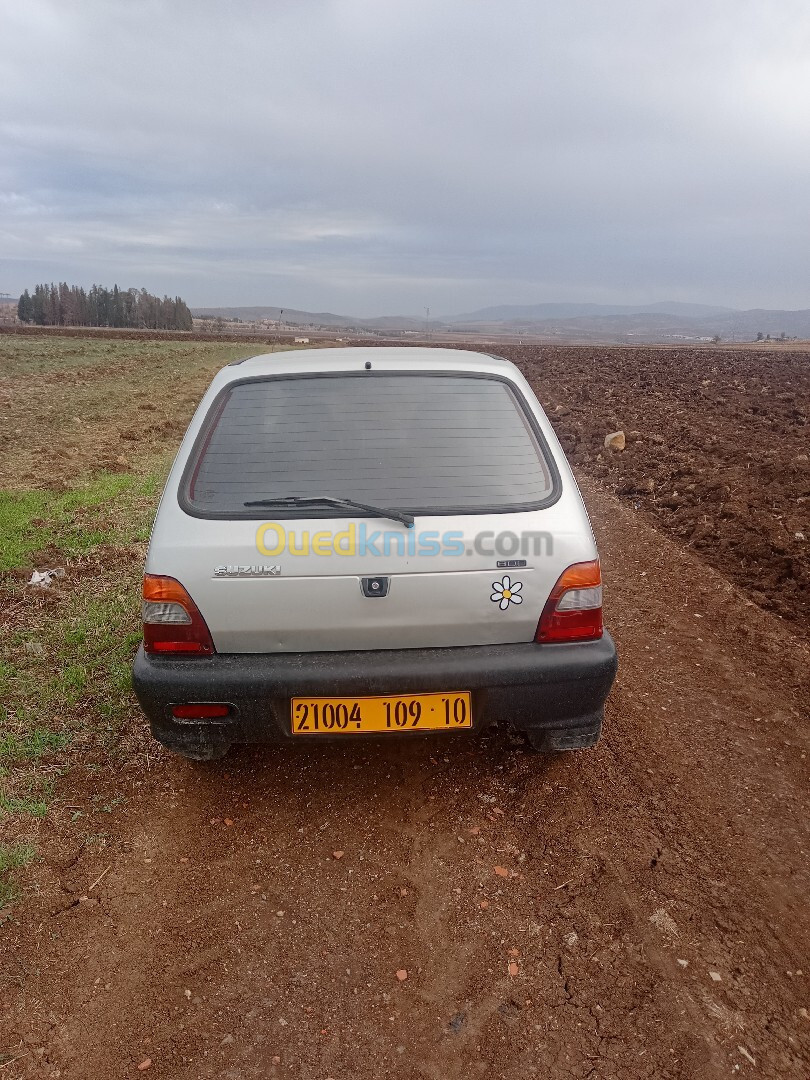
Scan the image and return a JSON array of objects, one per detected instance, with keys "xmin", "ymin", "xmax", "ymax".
[{"xmin": 133, "ymin": 347, "xmax": 617, "ymax": 759}]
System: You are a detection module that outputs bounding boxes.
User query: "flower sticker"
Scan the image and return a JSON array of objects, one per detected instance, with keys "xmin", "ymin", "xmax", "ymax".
[{"xmin": 490, "ymin": 575, "xmax": 523, "ymax": 611}]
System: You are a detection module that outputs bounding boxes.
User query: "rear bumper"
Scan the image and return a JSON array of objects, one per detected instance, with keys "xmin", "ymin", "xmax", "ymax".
[
  {"xmin": 133, "ymin": 633, "xmax": 617, "ymax": 751},
  {"xmin": 133, "ymin": 634, "xmax": 617, "ymax": 751}
]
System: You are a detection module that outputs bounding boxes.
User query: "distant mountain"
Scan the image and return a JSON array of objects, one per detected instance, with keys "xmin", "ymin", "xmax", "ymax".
[
  {"xmin": 191, "ymin": 302, "xmax": 810, "ymax": 343},
  {"xmin": 448, "ymin": 301, "xmax": 737, "ymax": 322},
  {"xmin": 641, "ymin": 301, "xmax": 738, "ymax": 317},
  {"xmin": 709, "ymin": 308, "xmax": 810, "ymax": 337},
  {"xmin": 447, "ymin": 305, "xmax": 810, "ymax": 342}
]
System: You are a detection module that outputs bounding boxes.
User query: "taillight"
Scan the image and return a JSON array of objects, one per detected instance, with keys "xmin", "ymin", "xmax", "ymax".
[
  {"xmin": 536, "ymin": 560, "xmax": 603, "ymax": 643},
  {"xmin": 142, "ymin": 575, "xmax": 215, "ymax": 656},
  {"xmin": 172, "ymin": 703, "xmax": 230, "ymax": 719}
]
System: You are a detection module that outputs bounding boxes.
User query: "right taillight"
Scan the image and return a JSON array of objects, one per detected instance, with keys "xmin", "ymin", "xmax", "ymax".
[
  {"xmin": 535, "ymin": 560, "xmax": 603, "ymax": 643},
  {"xmin": 142, "ymin": 575, "xmax": 215, "ymax": 656}
]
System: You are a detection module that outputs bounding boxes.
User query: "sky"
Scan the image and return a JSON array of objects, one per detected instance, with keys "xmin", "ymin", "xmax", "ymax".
[{"xmin": 2, "ymin": 0, "xmax": 810, "ymax": 317}]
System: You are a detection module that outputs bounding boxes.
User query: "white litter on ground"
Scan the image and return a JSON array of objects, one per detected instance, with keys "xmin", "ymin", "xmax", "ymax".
[{"xmin": 27, "ymin": 567, "xmax": 66, "ymax": 589}]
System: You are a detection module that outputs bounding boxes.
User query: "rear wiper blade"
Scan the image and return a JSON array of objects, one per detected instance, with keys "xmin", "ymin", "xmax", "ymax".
[{"xmin": 243, "ymin": 495, "xmax": 415, "ymax": 528}]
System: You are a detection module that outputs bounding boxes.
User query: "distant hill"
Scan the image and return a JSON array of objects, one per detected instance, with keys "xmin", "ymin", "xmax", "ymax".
[
  {"xmin": 193, "ymin": 306, "xmax": 355, "ymax": 327},
  {"xmin": 448, "ymin": 305, "xmax": 810, "ymax": 341},
  {"xmin": 192, "ymin": 301, "xmax": 810, "ymax": 343},
  {"xmin": 708, "ymin": 308, "xmax": 810, "ymax": 338},
  {"xmin": 448, "ymin": 301, "xmax": 737, "ymax": 322},
  {"xmin": 192, "ymin": 306, "xmax": 429, "ymax": 332}
]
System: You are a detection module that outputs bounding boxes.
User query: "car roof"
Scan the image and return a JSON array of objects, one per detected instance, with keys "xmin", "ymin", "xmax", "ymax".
[{"xmin": 220, "ymin": 346, "xmax": 517, "ymax": 382}]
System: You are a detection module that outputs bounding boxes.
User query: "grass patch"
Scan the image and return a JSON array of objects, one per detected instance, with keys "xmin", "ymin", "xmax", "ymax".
[
  {"xmin": 0, "ymin": 841, "xmax": 36, "ymax": 907},
  {"xmin": 0, "ymin": 789, "xmax": 49, "ymax": 818},
  {"xmin": 0, "ymin": 772, "xmax": 54, "ymax": 817},
  {"xmin": 2, "ymin": 591, "xmax": 144, "ymax": 747},
  {"xmin": 0, "ymin": 451, "xmax": 159, "ymax": 842},
  {"xmin": 0, "ymin": 335, "xmax": 288, "ymax": 906},
  {"xmin": 0, "ymin": 336, "xmax": 276, "ymax": 489},
  {"xmin": 0, "ymin": 728, "xmax": 71, "ymax": 763},
  {"xmin": 0, "ymin": 470, "xmax": 160, "ymax": 571},
  {"xmin": 0, "ymin": 335, "xmax": 273, "ymax": 379},
  {"xmin": 0, "ymin": 584, "xmax": 141, "ymax": 845}
]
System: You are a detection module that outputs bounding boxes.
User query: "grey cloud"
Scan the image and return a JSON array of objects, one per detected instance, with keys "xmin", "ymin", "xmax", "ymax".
[{"xmin": 2, "ymin": 0, "xmax": 810, "ymax": 313}]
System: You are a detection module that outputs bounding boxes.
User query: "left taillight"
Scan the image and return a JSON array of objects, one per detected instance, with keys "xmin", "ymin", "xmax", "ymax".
[
  {"xmin": 535, "ymin": 560, "xmax": 604, "ymax": 643},
  {"xmin": 142, "ymin": 575, "xmax": 215, "ymax": 656}
]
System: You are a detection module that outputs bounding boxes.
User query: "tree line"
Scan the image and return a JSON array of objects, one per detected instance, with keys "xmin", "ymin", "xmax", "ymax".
[{"xmin": 16, "ymin": 283, "xmax": 193, "ymax": 331}]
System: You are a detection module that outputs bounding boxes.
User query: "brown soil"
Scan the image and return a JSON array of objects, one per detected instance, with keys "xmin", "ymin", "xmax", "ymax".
[
  {"xmin": 1, "ymin": 344, "xmax": 809, "ymax": 1079},
  {"xmin": 512, "ymin": 346, "xmax": 810, "ymax": 637}
]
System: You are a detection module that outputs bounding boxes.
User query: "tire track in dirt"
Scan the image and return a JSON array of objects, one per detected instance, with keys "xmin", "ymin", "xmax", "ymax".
[{"xmin": 377, "ymin": 750, "xmax": 516, "ymax": 1080}]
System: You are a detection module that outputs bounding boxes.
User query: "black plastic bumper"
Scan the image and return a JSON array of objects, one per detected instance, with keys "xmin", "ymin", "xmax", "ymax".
[{"xmin": 133, "ymin": 634, "xmax": 617, "ymax": 752}]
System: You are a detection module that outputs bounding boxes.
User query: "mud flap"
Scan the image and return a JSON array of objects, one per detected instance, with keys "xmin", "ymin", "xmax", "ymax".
[
  {"xmin": 151, "ymin": 722, "xmax": 232, "ymax": 762},
  {"xmin": 524, "ymin": 715, "xmax": 602, "ymax": 753}
]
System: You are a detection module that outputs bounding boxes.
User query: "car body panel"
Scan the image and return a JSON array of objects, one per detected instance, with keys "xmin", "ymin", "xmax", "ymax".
[{"xmin": 145, "ymin": 348, "xmax": 599, "ymax": 653}]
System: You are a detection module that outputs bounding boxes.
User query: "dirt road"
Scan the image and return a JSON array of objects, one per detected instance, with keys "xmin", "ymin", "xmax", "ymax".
[{"xmin": 3, "ymin": 477, "xmax": 809, "ymax": 1079}]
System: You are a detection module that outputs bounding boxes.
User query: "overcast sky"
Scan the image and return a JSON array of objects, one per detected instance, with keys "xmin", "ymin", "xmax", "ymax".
[{"xmin": 2, "ymin": 0, "xmax": 810, "ymax": 316}]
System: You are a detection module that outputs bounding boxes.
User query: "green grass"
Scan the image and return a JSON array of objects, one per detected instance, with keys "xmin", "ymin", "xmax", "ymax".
[
  {"xmin": 0, "ymin": 841, "xmax": 36, "ymax": 872},
  {"xmin": 0, "ymin": 336, "xmax": 293, "ymax": 908},
  {"xmin": 2, "ymin": 591, "xmax": 144, "ymax": 745},
  {"xmin": 0, "ymin": 453, "xmax": 163, "ymax": 849},
  {"xmin": 0, "ymin": 783, "xmax": 50, "ymax": 818},
  {"xmin": 0, "ymin": 841, "xmax": 36, "ymax": 907},
  {"xmin": 1, "ymin": 453, "xmax": 162, "ymax": 751},
  {"xmin": 0, "ymin": 728, "xmax": 71, "ymax": 763},
  {"xmin": 0, "ymin": 470, "xmax": 161, "ymax": 571},
  {"xmin": 0, "ymin": 335, "xmax": 272, "ymax": 379},
  {"xmin": 0, "ymin": 336, "xmax": 275, "ymax": 489}
]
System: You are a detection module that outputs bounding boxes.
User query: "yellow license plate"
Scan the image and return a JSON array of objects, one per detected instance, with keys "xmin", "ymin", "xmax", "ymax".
[{"xmin": 291, "ymin": 692, "xmax": 472, "ymax": 735}]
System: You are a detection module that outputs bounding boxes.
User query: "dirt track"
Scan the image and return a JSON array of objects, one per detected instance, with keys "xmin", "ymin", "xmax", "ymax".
[{"xmin": 4, "ymin": 477, "xmax": 809, "ymax": 1079}]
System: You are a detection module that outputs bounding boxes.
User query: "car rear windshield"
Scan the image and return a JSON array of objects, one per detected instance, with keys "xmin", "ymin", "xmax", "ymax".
[{"xmin": 183, "ymin": 373, "xmax": 556, "ymax": 516}]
